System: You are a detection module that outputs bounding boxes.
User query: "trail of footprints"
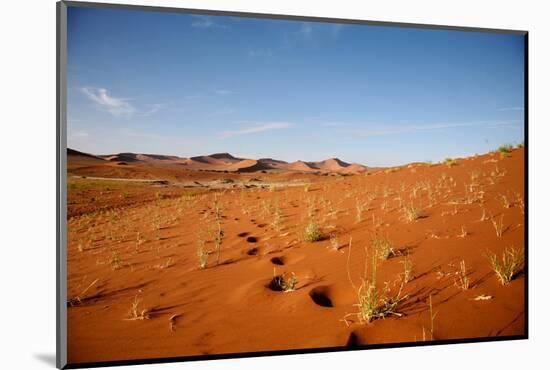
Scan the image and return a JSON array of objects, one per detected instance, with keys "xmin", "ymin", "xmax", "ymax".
[{"xmin": 237, "ymin": 231, "xmax": 336, "ymax": 309}]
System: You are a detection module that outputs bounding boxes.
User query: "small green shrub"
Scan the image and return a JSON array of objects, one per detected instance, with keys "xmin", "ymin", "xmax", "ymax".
[{"xmin": 497, "ymin": 144, "xmax": 514, "ymax": 154}]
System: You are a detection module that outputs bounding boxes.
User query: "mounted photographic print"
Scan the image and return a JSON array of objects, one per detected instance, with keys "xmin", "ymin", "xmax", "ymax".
[{"xmin": 57, "ymin": 1, "xmax": 527, "ymax": 368}]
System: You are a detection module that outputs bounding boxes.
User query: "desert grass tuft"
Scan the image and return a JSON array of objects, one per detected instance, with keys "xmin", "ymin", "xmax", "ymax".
[
  {"xmin": 454, "ymin": 260, "xmax": 470, "ymax": 290},
  {"xmin": 328, "ymin": 233, "xmax": 339, "ymax": 251},
  {"xmin": 424, "ymin": 295, "xmax": 437, "ymax": 341},
  {"xmin": 110, "ymin": 251, "xmax": 122, "ymax": 270},
  {"xmin": 487, "ymin": 246, "xmax": 524, "ymax": 285},
  {"xmin": 126, "ymin": 295, "xmax": 150, "ymax": 320},
  {"xmin": 343, "ymin": 240, "xmax": 406, "ymax": 325},
  {"xmin": 271, "ymin": 269, "xmax": 298, "ymax": 292},
  {"xmin": 304, "ymin": 220, "xmax": 323, "ymax": 242},
  {"xmin": 403, "ymin": 204, "xmax": 420, "ymax": 222},
  {"xmin": 444, "ymin": 158, "xmax": 458, "ymax": 167},
  {"xmin": 497, "ymin": 143, "xmax": 513, "ymax": 154},
  {"xmin": 372, "ymin": 235, "xmax": 394, "ymax": 260},
  {"xmin": 489, "ymin": 213, "xmax": 505, "ymax": 237},
  {"xmin": 400, "ymin": 254, "xmax": 413, "ymax": 283}
]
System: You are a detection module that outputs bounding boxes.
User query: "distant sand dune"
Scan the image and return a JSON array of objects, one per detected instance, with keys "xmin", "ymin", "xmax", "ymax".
[{"xmin": 68, "ymin": 148, "xmax": 369, "ymax": 175}]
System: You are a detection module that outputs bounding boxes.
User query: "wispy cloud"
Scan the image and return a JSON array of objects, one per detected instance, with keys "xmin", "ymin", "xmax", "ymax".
[
  {"xmin": 141, "ymin": 103, "xmax": 166, "ymax": 116},
  {"xmin": 348, "ymin": 121, "xmax": 521, "ymax": 137},
  {"xmin": 81, "ymin": 87, "xmax": 136, "ymax": 117},
  {"xmin": 498, "ymin": 107, "xmax": 524, "ymax": 111},
  {"xmin": 220, "ymin": 122, "xmax": 293, "ymax": 138},
  {"xmin": 191, "ymin": 15, "xmax": 227, "ymax": 29}
]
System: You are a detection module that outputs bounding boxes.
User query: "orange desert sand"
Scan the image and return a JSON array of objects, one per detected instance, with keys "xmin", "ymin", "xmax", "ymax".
[{"xmin": 66, "ymin": 147, "xmax": 525, "ymax": 364}]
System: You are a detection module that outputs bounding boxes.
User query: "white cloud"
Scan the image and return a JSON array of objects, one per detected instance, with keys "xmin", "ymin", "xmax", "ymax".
[
  {"xmin": 141, "ymin": 103, "xmax": 166, "ymax": 116},
  {"xmin": 221, "ymin": 122, "xmax": 293, "ymax": 138},
  {"xmin": 81, "ymin": 87, "xmax": 136, "ymax": 117}
]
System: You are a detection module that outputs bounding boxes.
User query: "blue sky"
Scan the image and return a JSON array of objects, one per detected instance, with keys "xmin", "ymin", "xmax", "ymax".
[{"xmin": 67, "ymin": 6, "xmax": 525, "ymax": 166}]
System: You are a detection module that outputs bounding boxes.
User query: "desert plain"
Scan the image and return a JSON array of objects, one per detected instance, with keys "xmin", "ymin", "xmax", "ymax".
[{"xmin": 66, "ymin": 145, "xmax": 525, "ymax": 364}]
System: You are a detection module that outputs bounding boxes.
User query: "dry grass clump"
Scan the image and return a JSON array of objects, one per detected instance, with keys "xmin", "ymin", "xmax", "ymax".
[
  {"xmin": 403, "ymin": 204, "xmax": 420, "ymax": 222},
  {"xmin": 423, "ymin": 295, "xmax": 437, "ymax": 341},
  {"xmin": 343, "ymin": 239, "xmax": 406, "ymax": 325},
  {"xmin": 497, "ymin": 143, "xmax": 513, "ymax": 154},
  {"xmin": 270, "ymin": 270, "xmax": 298, "ymax": 292},
  {"xmin": 304, "ymin": 220, "xmax": 322, "ymax": 242},
  {"xmin": 454, "ymin": 260, "xmax": 470, "ymax": 290},
  {"xmin": 487, "ymin": 246, "xmax": 524, "ymax": 285},
  {"xmin": 328, "ymin": 233, "xmax": 340, "ymax": 251},
  {"xmin": 372, "ymin": 235, "xmax": 394, "ymax": 260},
  {"xmin": 126, "ymin": 295, "xmax": 150, "ymax": 320},
  {"xmin": 110, "ymin": 251, "xmax": 122, "ymax": 270},
  {"xmin": 197, "ymin": 243, "xmax": 210, "ymax": 269},
  {"xmin": 498, "ymin": 193, "xmax": 513, "ymax": 209},
  {"xmin": 355, "ymin": 279, "xmax": 405, "ymax": 323},
  {"xmin": 458, "ymin": 226, "xmax": 468, "ymax": 238},
  {"xmin": 489, "ymin": 213, "xmax": 505, "ymax": 237},
  {"xmin": 212, "ymin": 197, "xmax": 224, "ymax": 265},
  {"xmin": 400, "ymin": 254, "xmax": 413, "ymax": 283},
  {"xmin": 444, "ymin": 158, "xmax": 458, "ymax": 167}
]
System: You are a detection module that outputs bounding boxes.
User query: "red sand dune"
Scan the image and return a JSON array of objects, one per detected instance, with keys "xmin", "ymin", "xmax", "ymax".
[
  {"xmin": 66, "ymin": 147, "xmax": 525, "ymax": 365},
  {"xmin": 68, "ymin": 149, "xmax": 370, "ymax": 175}
]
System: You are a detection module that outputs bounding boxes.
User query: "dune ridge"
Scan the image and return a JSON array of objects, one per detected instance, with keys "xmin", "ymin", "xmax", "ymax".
[{"xmin": 68, "ymin": 148, "xmax": 369, "ymax": 174}]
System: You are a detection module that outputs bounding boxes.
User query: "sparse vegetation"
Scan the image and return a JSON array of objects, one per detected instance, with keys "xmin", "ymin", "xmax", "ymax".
[
  {"xmin": 329, "ymin": 233, "xmax": 339, "ymax": 251},
  {"xmin": 355, "ymin": 199, "xmax": 367, "ymax": 223},
  {"xmin": 270, "ymin": 270, "xmax": 298, "ymax": 292},
  {"xmin": 197, "ymin": 241, "xmax": 209, "ymax": 269},
  {"xmin": 498, "ymin": 193, "xmax": 513, "ymax": 209},
  {"xmin": 212, "ymin": 196, "xmax": 224, "ymax": 265},
  {"xmin": 400, "ymin": 254, "xmax": 413, "ymax": 283},
  {"xmin": 67, "ymin": 143, "xmax": 525, "ymax": 352},
  {"xmin": 487, "ymin": 247, "xmax": 524, "ymax": 285},
  {"xmin": 490, "ymin": 213, "xmax": 505, "ymax": 237},
  {"xmin": 480, "ymin": 207, "xmax": 488, "ymax": 221},
  {"xmin": 497, "ymin": 143, "xmax": 513, "ymax": 154},
  {"xmin": 425, "ymin": 295, "xmax": 437, "ymax": 341},
  {"xmin": 444, "ymin": 158, "xmax": 458, "ymax": 167},
  {"xmin": 344, "ymin": 242, "xmax": 406, "ymax": 324},
  {"xmin": 110, "ymin": 251, "xmax": 122, "ymax": 270},
  {"xmin": 403, "ymin": 204, "xmax": 420, "ymax": 222},
  {"xmin": 304, "ymin": 220, "xmax": 322, "ymax": 242},
  {"xmin": 372, "ymin": 234, "xmax": 394, "ymax": 260},
  {"xmin": 127, "ymin": 296, "xmax": 150, "ymax": 320},
  {"xmin": 454, "ymin": 260, "xmax": 470, "ymax": 290}
]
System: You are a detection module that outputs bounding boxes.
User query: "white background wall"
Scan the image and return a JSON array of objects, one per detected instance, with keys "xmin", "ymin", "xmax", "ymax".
[{"xmin": 1, "ymin": 0, "xmax": 548, "ymax": 369}]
